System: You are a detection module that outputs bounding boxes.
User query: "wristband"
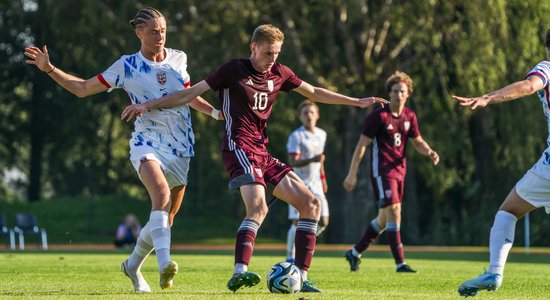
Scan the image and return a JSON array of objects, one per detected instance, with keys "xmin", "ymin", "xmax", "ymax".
[
  {"xmin": 46, "ymin": 66, "xmax": 56, "ymax": 74},
  {"xmin": 211, "ymin": 108, "xmax": 220, "ymax": 120},
  {"xmin": 320, "ymin": 174, "xmax": 326, "ymax": 180}
]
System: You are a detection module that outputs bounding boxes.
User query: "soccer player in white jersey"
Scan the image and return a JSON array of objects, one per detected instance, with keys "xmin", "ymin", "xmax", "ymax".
[
  {"xmin": 24, "ymin": 7, "xmax": 222, "ymax": 293},
  {"xmin": 454, "ymin": 29, "xmax": 550, "ymax": 297},
  {"xmin": 285, "ymin": 100, "xmax": 329, "ymax": 262}
]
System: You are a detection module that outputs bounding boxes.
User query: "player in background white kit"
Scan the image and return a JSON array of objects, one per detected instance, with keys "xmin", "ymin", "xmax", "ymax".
[
  {"xmin": 23, "ymin": 7, "xmax": 222, "ymax": 293},
  {"xmin": 453, "ymin": 29, "xmax": 550, "ymax": 297},
  {"xmin": 285, "ymin": 100, "xmax": 329, "ymax": 262}
]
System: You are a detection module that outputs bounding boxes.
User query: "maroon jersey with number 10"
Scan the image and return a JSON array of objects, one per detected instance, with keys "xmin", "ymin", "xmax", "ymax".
[
  {"xmin": 205, "ymin": 59, "xmax": 302, "ymax": 155},
  {"xmin": 362, "ymin": 106, "xmax": 420, "ymax": 179}
]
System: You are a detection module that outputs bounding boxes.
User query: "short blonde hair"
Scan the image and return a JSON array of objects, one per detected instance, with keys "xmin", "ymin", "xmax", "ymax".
[
  {"xmin": 385, "ymin": 71, "xmax": 414, "ymax": 94},
  {"xmin": 251, "ymin": 24, "xmax": 284, "ymax": 45}
]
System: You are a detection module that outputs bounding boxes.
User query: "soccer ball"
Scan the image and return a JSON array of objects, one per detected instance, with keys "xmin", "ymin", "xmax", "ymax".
[{"xmin": 266, "ymin": 262, "xmax": 302, "ymax": 293}]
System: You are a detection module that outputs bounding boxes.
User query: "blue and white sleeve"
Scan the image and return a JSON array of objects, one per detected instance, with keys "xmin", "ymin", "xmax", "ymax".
[{"xmin": 526, "ymin": 61, "xmax": 550, "ymax": 88}]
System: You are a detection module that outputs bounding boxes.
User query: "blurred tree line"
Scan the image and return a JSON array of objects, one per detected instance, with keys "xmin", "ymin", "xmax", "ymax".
[{"xmin": 2, "ymin": 0, "xmax": 550, "ymax": 246}]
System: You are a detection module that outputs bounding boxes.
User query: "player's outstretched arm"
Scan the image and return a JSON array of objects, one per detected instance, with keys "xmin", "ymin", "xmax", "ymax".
[
  {"xmin": 121, "ymin": 80, "xmax": 211, "ymax": 121},
  {"xmin": 411, "ymin": 136, "xmax": 439, "ymax": 166},
  {"xmin": 452, "ymin": 75, "xmax": 544, "ymax": 110},
  {"xmin": 24, "ymin": 45, "xmax": 107, "ymax": 97},
  {"xmin": 343, "ymin": 134, "xmax": 372, "ymax": 192},
  {"xmin": 189, "ymin": 96, "xmax": 224, "ymax": 120},
  {"xmin": 293, "ymin": 81, "xmax": 389, "ymax": 108}
]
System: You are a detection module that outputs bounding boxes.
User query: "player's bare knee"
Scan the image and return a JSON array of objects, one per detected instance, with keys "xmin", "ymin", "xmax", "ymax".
[
  {"xmin": 306, "ymin": 197, "xmax": 322, "ymax": 217},
  {"xmin": 247, "ymin": 204, "xmax": 269, "ymax": 222},
  {"xmin": 152, "ymin": 189, "xmax": 171, "ymax": 211}
]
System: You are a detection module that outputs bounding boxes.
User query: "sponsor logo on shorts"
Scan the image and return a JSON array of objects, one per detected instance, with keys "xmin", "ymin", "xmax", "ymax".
[
  {"xmin": 385, "ymin": 189, "xmax": 392, "ymax": 199},
  {"xmin": 255, "ymin": 168, "xmax": 263, "ymax": 178}
]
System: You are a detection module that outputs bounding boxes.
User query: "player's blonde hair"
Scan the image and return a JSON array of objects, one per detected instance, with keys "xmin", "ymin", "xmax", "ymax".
[
  {"xmin": 297, "ymin": 100, "xmax": 319, "ymax": 115},
  {"xmin": 251, "ymin": 24, "xmax": 285, "ymax": 45},
  {"xmin": 385, "ymin": 71, "xmax": 414, "ymax": 94},
  {"xmin": 129, "ymin": 7, "xmax": 164, "ymax": 30}
]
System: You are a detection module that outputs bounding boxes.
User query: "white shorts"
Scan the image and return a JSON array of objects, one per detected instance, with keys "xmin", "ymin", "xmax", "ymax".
[
  {"xmin": 288, "ymin": 190, "xmax": 329, "ymax": 220},
  {"xmin": 129, "ymin": 141, "xmax": 190, "ymax": 189},
  {"xmin": 515, "ymin": 169, "xmax": 550, "ymax": 214}
]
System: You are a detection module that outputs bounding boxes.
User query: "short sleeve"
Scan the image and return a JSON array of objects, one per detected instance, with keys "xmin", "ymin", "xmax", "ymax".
[
  {"xmin": 526, "ymin": 61, "xmax": 550, "ymax": 88},
  {"xmin": 100, "ymin": 58, "xmax": 125, "ymax": 92},
  {"xmin": 408, "ymin": 111, "xmax": 420, "ymax": 138},
  {"xmin": 286, "ymin": 132, "xmax": 301, "ymax": 156},
  {"xmin": 361, "ymin": 110, "xmax": 382, "ymax": 138},
  {"xmin": 205, "ymin": 61, "xmax": 234, "ymax": 91},
  {"xmin": 279, "ymin": 64, "xmax": 302, "ymax": 92}
]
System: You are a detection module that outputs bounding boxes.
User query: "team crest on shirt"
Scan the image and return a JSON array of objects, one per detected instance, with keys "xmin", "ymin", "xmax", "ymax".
[
  {"xmin": 385, "ymin": 189, "xmax": 392, "ymax": 199},
  {"xmin": 404, "ymin": 121, "xmax": 410, "ymax": 131},
  {"xmin": 386, "ymin": 124, "xmax": 394, "ymax": 131},
  {"xmin": 267, "ymin": 80, "xmax": 274, "ymax": 92},
  {"xmin": 156, "ymin": 71, "xmax": 167, "ymax": 85},
  {"xmin": 254, "ymin": 168, "xmax": 263, "ymax": 178}
]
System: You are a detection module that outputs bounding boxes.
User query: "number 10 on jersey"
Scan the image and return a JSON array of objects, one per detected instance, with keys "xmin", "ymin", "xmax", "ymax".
[{"xmin": 253, "ymin": 92, "xmax": 268, "ymax": 110}]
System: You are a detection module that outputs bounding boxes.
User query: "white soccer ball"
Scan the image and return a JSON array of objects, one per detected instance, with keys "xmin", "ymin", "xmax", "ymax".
[{"xmin": 266, "ymin": 262, "xmax": 302, "ymax": 293}]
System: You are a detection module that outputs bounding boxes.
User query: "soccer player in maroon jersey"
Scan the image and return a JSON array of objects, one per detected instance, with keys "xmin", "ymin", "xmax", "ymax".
[
  {"xmin": 343, "ymin": 71, "xmax": 439, "ymax": 274},
  {"xmin": 121, "ymin": 24, "xmax": 388, "ymax": 293}
]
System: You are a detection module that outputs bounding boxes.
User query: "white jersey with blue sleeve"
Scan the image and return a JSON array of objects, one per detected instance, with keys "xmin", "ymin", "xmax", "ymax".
[
  {"xmin": 99, "ymin": 48, "xmax": 195, "ymax": 157},
  {"xmin": 524, "ymin": 61, "xmax": 550, "ymax": 179}
]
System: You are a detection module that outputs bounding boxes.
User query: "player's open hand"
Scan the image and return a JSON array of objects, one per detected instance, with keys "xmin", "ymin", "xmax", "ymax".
[
  {"xmin": 24, "ymin": 45, "xmax": 53, "ymax": 72},
  {"xmin": 343, "ymin": 174, "xmax": 357, "ymax": 192},
  {"xmin": 452, "ymin": 95, "xmax": 490, "ymax": 110},
  {"xmin": 428, "ymin": 150, "xmax": 440, "ymax": 166},
  {"xmin": 357, "ymin": 97, "xmax": 389, "ymax": 108},
  {"xmin": 121, "ymin": 103, "xmax": 148, "ymax": 122}
]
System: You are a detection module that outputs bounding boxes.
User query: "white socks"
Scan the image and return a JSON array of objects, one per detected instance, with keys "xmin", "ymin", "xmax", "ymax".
[
  {"xmin": 149, "ymin": 210, "xmax": 172, "ymax": 272},
  {"xmin": 127, "ymin": 222, "xmax": 154, "ymax": 271},
  {"xmin": 286, "ymin": 224, "xmax": 296, "ymax": 260},
  {"xmin": 300, "ymin": 269, "xmax": 308, "ymax": 281},
  {"xmin": 488, "ymin": 210, "xmax": 517, "ymax": 275},
  {"xmin": 234, "ymin": 263, "xmax": 248, "ymax": 274}
]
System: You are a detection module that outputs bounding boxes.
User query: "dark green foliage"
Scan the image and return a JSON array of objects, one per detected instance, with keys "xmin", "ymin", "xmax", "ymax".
[{"xmin": 2, "ymin": 0, "xmax": 550, "ymax": 245}]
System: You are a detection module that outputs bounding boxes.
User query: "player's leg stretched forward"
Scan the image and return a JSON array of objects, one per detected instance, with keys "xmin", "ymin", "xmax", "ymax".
[
  {"xmin": 274, "ymin": 171, "xmax": 322, "ymax": 293},
  {"xmin": 122, "ymin": 161, "xmax": 179, "ymax": 292},
  {"xmin": 458, "ymin": 187, "xmax": 535, "ymax": 297}
]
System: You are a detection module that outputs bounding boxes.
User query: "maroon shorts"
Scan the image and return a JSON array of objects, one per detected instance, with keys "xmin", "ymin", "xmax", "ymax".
[
  {"xmin": 222, "ymin": 148, "xmax": 292, "ymax": 190},
  {"xmin": 371, "ymin": 176, "xmax": 404, "ymax": 208}
]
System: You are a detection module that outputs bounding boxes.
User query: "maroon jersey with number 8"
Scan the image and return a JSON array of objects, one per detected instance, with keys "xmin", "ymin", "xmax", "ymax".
[{"xmin": 362, "ymin": 106, "xmax": 420, "ymax": 179}]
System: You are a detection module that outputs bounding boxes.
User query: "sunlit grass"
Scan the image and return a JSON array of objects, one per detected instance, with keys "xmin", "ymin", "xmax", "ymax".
[{"xmin": 1, "ymin": 249, "xmax": 549, "ymax": 299}]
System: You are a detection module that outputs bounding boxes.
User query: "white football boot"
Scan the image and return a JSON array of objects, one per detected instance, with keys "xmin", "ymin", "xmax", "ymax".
[
  {"xmin": 121, "ymin": 260, "xmax": 152, "ymax": 293},
  {"xmin": 458, "ymin": 272, "xmax": 502, "ymax": 297}
]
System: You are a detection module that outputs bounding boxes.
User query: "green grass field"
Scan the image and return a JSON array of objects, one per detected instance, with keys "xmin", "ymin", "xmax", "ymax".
[{"xmin": 1, "ymin": 249, "xmax": 549, "ymax": 299}]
